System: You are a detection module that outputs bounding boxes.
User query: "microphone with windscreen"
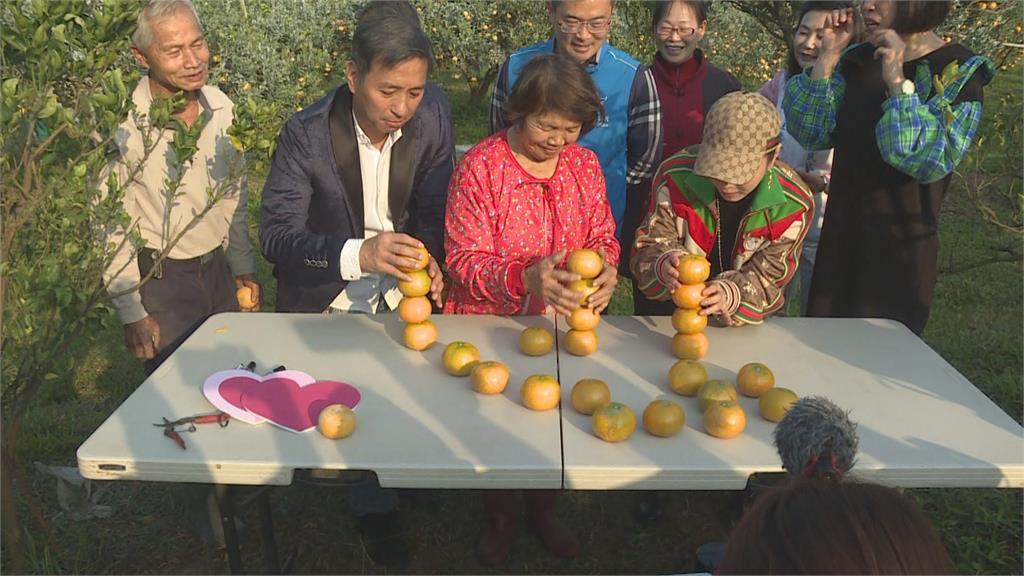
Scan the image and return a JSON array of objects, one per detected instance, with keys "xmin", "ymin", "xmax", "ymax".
[{"xmin": 773, "ymin": 396, "xmax": 859, "ymax": 480}]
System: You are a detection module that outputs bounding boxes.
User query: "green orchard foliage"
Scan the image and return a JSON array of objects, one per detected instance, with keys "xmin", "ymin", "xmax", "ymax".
[{"xmin": 1, "ymin": 1, "xmax": 275, "ymax": 415}]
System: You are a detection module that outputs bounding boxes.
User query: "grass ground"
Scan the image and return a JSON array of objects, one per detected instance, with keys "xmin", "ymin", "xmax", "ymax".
[{"xmin": 8, "ymin": 69, "xmax": 1022, "ymax": 575}]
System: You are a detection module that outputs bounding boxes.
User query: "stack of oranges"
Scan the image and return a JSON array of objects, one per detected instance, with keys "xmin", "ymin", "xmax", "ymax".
[
  {"xmin": 396, "ymin": 245, "xmax": 437, "ymax": 351},
  {"xmin": 563, "ymin": 249, "xmax": 603, "ymax": 356},
  {"xmin": 670, "ymin": 254, "xmax": 711, "ymax": 360}
]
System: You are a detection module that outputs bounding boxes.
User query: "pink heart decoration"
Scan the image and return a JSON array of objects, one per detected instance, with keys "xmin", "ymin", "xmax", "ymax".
[
  {"xmin": 202, "ymin": 369, "xmax": 359, "ymax": 430},
  {"xmin": 203, "ymin": 369, "xmax": 275, "ymax": 424},
  {"xmin": 241, "ymin": 379, "xmax": 361, "ymax": 433}
]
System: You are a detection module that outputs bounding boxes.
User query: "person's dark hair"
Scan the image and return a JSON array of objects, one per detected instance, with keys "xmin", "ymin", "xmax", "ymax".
[
  {"xmin": 649, "ymin": 0, "xmax": 708, "ymax": 33},
  {"xmin": 718, "ymin": 479, "xmax": 955, "ymax": 575},
  {"xmin": 504, "ymin": 53, "xmax": 605, "ymax": 135},
  {"xmin": 351, "ymin": 0, "xmax": 434, "ymax": 77},
  {"xmin": 786, "ymin": 1, "xmax": 859, "ymax": 76},
  {"xmin": 890, "ymin": 0, "xmax": 951, "ymax": 34}
]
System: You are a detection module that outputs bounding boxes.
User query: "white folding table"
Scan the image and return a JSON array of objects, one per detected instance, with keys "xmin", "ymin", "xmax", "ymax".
[
  {"xmin": 557, "ymin": 316, "xmax": 1024, "ymax": 490},
  {"xmin": 78, "ymin": 313, "xmax": 564, "ymax": 489},
  {"xmin": 77, "ymin": 313, "xmax": 1024, "ymax": 572}
]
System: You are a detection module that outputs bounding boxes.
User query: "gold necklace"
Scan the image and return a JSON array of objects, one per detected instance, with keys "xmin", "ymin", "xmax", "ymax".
[{"xmin": 713, "ymin": 196, "xmax": 725, "ymax": 273}]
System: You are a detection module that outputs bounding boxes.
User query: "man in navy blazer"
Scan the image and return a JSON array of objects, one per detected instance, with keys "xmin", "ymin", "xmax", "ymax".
[
  {"xmin": 259, "ymin": 1, "xmax": 452, "ymax": 567},
  {"xmin": 261, "ymin": 2, "xmax": 451, "ymax": 315}
]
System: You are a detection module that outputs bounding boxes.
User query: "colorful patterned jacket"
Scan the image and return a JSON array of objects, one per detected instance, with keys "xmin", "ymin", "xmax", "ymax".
[{"xmin": 630, "ymin": 148, "xmax": 813, "ymax": 325}]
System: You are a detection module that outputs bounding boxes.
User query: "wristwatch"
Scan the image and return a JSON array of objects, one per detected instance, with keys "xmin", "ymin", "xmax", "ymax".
[{"xmin": 891, "ymin": 78, "xmax": 915, "ymax": 97}]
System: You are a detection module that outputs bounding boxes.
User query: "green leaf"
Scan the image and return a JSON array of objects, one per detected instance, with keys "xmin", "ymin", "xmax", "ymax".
[
  {"xmin": 32, "ymin": 23, "xmax": 48, "ymax": 47},
  {"xmin": 2, "ymin": 78, "xmax": 19, "ymax": 98},
  {"xmin": 940, "ymin": 59, "xmax": 961, "ymax": 87},
  {"xmin": 38, "ymin": 96, "xmax": 58, "ymax": 119}
]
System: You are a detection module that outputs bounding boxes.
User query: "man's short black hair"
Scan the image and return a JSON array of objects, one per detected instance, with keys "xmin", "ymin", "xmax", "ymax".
[{"xmin": 351, "ymin": 0, "xmax": 434, "ymax": 76}]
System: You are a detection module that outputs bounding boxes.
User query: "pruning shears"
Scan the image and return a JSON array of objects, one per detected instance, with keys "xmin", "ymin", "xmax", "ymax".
[
  {"xmin": 153, "ymin": 412, "xmax": 230, "ymax": 450},
  {"xmin": 154, "ymin": 361, "xmax": 285, "ymax": 449}
]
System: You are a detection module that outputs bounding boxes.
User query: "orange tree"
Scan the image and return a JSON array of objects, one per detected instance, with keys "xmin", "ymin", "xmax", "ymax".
[
  {"xmin": 196, "ymin": 0, "xmax": 357, "ymax": 113},
  {"xmin": 0, "ymin": 1, "xmax": 277, "ymax": 568}
]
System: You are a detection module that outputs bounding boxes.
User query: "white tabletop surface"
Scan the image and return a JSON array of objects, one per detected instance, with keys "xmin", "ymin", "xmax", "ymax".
[
  {"xmin": 78, "ymin": 313, "xmax": 564, "ymax": 488},
  {"xmin": 557, "ymin": 316, "xmax": 1024, "ymax": 490}
]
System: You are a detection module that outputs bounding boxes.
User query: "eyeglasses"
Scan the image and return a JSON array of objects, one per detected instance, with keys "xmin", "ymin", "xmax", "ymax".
[
  {"xmin": 656, "ymin": 24, "xmax": 697, "ymax": 39},
  {"xmin": 557, "ymin": 17, "xmax": 611, "ymax": 35}
]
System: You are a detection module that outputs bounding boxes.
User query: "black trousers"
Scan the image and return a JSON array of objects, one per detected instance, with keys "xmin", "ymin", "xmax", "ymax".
[
  {"xmin": 139, "ymin": 247, "xmax": 239, "ymax": 374},
  {"xmin": 632, "ymin": 289, "xmax": 676, "ymax": 316}
]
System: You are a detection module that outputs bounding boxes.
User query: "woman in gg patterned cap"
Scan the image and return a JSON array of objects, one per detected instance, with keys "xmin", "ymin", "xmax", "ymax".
[{"xmin": 631, "ymin": 91, "xmax": 814, "ymax": 326}]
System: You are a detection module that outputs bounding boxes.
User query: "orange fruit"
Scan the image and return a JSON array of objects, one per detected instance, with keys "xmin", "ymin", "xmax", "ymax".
[
  {"xmin": 442, "ymin": 341, "xmax": 480, "ymax": 376},
  {"xmin": 643, "ymin": 399, "xmax": 686, "ymax": 437},
  {"xmin": 566, "ymin": 306, "xmax": 601, "ymax": 331},
  {"xmin": 567, "ymin": 249, "xmax": 603, "ymax": 279},
  {"xmin": 568, "ymin": 279, "xmax": 598, "ymax": 306},
  {"xmin": 592, "ymin": 401, "xmax": 637, "ymax": 443},
  {"xmin": 397, "ymin": 296, "xmax": 431, "ymax": 324},
  {"xmin": 672, "ymin": 307, "xmax": 708, "ymax": 335},
  {"xmin": 672, "ymin": 332, "xmax": 709, "ymax": 360},
  {"xmin": 759, "ymin": 387, "xmax": 798, "ymax": 422},
  {"xmin": 564, "ymin": 329, "xmax": 599, "ymax": 356},
  {"xmin": 236, "ymin": 286, "xmax": 257, "ymax": 310},
  {"xmin": 668, "ymin": 359, "xmax": 708, "ymax": 396},
  {"xmin": 398, "ymin": 268, "xmax": 431, "ymax": 297},
  {"xmin": 736, "ymin": 362, "xmax": 775, "ymax": 397},
  {"xmin": 402, "ymin": 320, "xmax": 438, "ymax": 351},
  {"xmin": 570, "ymin": 378, "xmax": 611, "ymax": 415},
  {"xmin": 317, "ymin": 404, "xmax": 357, "ymax": 439},
  {"xmin": 519, "ymin": 326, "xmax": 555, "ymax": 356},
  {"xmin": 521, "ymin": 374, "xmax": 560, "ymax": 410},
  {"xmin": 672, "ymin": 283, "xmax": 705, "ymax": 309},
  {"xmin": 703, "ymin": 400, "xmax": 746, "ymax": 439},
  {"xmin": 399, "ymin": 245, "xmax": 430, "ymax": 272},
  {"xmin": 697, "ymin": 379, "xmax": 738, "ymax": 412},
  {"xmin": 676, "ymin": 254, "xmax": 711, "ymax": 284},
  {"xmin": 470, "ymin": 361, "xmax": 510, "ymax": 395}
]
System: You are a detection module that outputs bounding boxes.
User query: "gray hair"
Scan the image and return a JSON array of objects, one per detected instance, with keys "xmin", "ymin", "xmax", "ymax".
[{"xmin": 132, "ymin": 0, "xmax": 203, "ymax": 51}]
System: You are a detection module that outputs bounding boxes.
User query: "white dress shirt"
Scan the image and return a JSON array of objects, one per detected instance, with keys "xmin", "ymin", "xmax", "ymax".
[{"xmin": 328, "ymin": 115, "xmax": 404, "ymax": 313}]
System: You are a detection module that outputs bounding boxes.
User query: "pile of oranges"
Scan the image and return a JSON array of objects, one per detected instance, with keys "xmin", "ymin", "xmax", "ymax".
[
  {"xmin": 563, "ymin": 249, "xmax": 604, "ymax": 356},
  {"xmin": 666, "ymin": 358, "xmax": 800, "ymax": 439},
  {"xmin": 670, "ymin": 254, "xmax": 711, "ymax": 360},
  {"xmin": 570, "ymin": 377, "xmax": 687, "ymax": 443},
  {"xmin": 396, "ymin": 245, "xmax": 437, "ymax": 351}
]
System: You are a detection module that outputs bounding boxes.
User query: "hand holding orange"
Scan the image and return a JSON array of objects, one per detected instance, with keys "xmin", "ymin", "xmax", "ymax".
[
  {"xmin": 676, "ymin": 254, "xmax": 711, "ymax": 285},
  {"xmin": 567, "ymin": 249, "xmax": 604, "ymax": 279},
  {"xmin": 236, "ymin": 286, "xmax": 258, "ymax": 310}
]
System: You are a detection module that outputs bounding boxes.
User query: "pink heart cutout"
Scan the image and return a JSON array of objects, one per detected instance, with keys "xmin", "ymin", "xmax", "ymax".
[{"xmin": 241, "ymin": 379, "xmax": 361, "ymax": 433}]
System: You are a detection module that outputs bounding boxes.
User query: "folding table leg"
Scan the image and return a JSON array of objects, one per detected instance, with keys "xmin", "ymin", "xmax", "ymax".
[
  {"xmin": 256, "ymin": 489, "xmax": 282, "ymax": 573},
  {"xmin": 214, "ymin": 483, "xmax": 244, "ymax": 573}
]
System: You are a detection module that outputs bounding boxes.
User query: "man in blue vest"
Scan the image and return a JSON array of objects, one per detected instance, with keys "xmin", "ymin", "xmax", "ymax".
[{"xmin": 490, "ymin": 0, "xmax": 662, "ymax": 288}]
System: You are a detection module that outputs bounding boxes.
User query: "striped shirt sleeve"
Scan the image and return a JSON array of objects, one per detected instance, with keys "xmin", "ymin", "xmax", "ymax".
[
  {"xmin": 626, "ymin": 66, "xmax": 662, "ymax": 185},
  {"xmin": 488, "ymin": 59, "xmax": 511, "ymax": 135}
]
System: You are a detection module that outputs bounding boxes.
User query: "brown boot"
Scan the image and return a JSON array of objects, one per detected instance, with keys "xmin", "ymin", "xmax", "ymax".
[
  {"xmin": 477, "ymin": 490, "xmax": 518, "ymax": 566},
  {"xmin": 526, "ymin": 490, "xmax": 580, "ymax": 558}
]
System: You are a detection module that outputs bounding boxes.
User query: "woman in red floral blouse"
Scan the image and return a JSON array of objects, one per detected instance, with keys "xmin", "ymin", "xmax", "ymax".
[
  {"xmin": 443, "ymin": 53, "xmax": 618, "ymax": 566},
  {"xmin": 444, "ymin": 54, "xmax": 619, "ymax": 318}
]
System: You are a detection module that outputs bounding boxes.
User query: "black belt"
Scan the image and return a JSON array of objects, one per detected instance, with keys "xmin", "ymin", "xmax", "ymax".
[
  {"xmin": 139, "ymin": 246, "xmax": 221, "ymax": 265},
  {"xmin": 138, "ymin": 246, "xmax": 222, "ymax": 279}
]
